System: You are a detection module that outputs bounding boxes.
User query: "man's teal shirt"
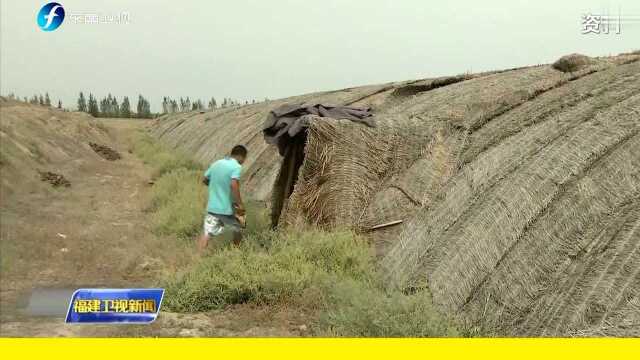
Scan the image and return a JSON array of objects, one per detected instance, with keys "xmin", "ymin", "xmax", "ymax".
[{"xmin": 204, "ymin": 157, "xmax": 242, "ymax": 215}]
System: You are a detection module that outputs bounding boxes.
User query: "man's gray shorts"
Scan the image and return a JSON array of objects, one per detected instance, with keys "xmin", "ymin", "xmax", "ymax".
[{"xmin": 203, "ymin": 213, "xmax": 242, "ymax": 236}]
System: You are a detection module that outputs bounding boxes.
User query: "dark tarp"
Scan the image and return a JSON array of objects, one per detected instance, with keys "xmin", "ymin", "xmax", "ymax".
[{"xmin": 263, "ymin": 103, "xmax": 375, "ymax": 155}]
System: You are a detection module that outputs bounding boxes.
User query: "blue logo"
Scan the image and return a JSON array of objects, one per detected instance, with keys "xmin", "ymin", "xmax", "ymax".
[
  {"xmin": 65, "ymin": 288, "xmax": 165, "ymax": 324},
  {"xmin": 37, "ymin": 2, "xmax": 65, "ymax": 31}
]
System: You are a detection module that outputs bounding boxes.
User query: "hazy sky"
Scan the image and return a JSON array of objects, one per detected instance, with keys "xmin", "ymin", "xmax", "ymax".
[{"xmin": 1, "ymin": 0, "xmax": 639, "ymax": 111}]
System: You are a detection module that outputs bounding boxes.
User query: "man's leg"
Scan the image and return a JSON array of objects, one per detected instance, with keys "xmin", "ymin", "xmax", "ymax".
[
  {"xmin": 198, "ymin": 214, "xmax": 216, "ymax": 253},
  {"xmin": 217, "ymin": 214, "xmax": 244, "ymax": 246},
  {"xmin": 232, "ymin": 230, "xmax": 243, "ymax": 246},
  {"xmin": 201, "ymin": 214, "xmax": 232, "ymax": 251},
  {"xmin": 197, "ymin": 233, "xmax": 210, "ymax": 252}
]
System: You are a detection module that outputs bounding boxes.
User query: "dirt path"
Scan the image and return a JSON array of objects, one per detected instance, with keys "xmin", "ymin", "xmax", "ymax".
[{"xmin": 0, "ymin": 119, "xmax": 306, "ymax": 337}]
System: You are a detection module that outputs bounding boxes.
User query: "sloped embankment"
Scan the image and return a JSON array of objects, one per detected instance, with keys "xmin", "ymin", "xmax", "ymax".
[
  {"xmin": 0, "ymin": 99, "xmax": 112, "ymax": 197},
  {"xmin": 150, "ymin": 53, "xmax": 640, "ymax": 336}
]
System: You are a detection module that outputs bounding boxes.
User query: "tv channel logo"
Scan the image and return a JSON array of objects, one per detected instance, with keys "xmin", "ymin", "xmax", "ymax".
[{"xmin": 37, "ymin": 2, "xmax": 65, "ymax": 31}]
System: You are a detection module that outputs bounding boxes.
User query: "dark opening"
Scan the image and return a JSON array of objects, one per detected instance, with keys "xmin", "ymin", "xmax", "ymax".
[{"xmin": 270, "ymin": 132, "xmax": 308, "ymax": 228}]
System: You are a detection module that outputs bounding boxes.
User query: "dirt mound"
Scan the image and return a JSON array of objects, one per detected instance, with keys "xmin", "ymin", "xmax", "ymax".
[
  {"xmin": 38, "ymin": 170, "xmax": 70, "ymax": 187},
  {"xmin": 89, "ymin": 142, "xmax": 121, "ymax": 160},
  {"xmin": 150, "ymin": 52, "xmax": 640, "ymax": 336},
  {"xmin": 552, "ymin": 53, "xmax": 591, "ymax": 73}
]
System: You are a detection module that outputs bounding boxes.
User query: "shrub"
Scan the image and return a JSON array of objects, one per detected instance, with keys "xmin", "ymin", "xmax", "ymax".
[
  {"xmin": 162, "ymin": 226, "xmax": 457, "ymax": 337},
  {"xmin": 243, "ymin": 201, "xmax": 270, "ymax": 238},
  {"xmin": 133, "ymin": 134, "xmax": 200, "ymax": 178},
  {"xmin": 163, "ymin": 229, "xmax": 374, "ymax": 312},
  {"xmin": 132, "ymin": 133, "xmax": 206, "ymax": 238},
  {"xmin": 150, "ymin": 168, "xmax": 206, "ymax": 239},
  {"xmin": 552, "ymin": 53, "xmax": 591, "ymax": 73},
  {"xmin": 318, "ymin": 279, "xmax": 458, "ymax": 337}
]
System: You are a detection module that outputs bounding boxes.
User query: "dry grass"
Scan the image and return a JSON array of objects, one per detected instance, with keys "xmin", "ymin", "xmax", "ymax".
[
  {"xmin": 163, "ymin": 229, "xmax": 373, "ymax": 311},
  {"xmin": 132, "ymin": 133, "xmax": 201, "ymax": 178},
  {"xmin": 163, "ymin": 227, "xmax": 457, "ymax": 337}
]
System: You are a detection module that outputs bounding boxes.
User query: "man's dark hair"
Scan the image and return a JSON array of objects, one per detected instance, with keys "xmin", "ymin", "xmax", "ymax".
[{"xmin": 231, "ymin": 145, "xmax": 248, "ymax": 157}]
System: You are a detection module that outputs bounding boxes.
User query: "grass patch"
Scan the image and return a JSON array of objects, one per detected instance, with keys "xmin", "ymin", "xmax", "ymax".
[
  {"xmin": 164, "ymin": 229, "xmax": 374, "ymax": 312},
  {"xmin": 164, "ymin": 228, "xmax": 457, "ymax": 336},
  {"xmin": 149, "ymin": 168, "xmax": 207, "ymax": 239},
  {"xmin": 132, "ymin": 134, "xmax": 206, "ymax": 239},
  {"xmin": 318, "ymin": 279, "xmax": 458, "ymax": 337},
  {"xmin": 133, "ymin": 134, "xmax": 201, "ymax": 178}
]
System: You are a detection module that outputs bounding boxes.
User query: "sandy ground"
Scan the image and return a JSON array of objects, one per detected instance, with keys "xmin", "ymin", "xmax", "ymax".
[{"xmin": 0, "ymin": 118, "xmax": 307, "ymax": 337}]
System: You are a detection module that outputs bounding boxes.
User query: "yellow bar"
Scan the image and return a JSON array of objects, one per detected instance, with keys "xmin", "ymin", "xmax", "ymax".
[{"xmin": 1, "ymin": 338, "xmax": 639, "ymax": 359}]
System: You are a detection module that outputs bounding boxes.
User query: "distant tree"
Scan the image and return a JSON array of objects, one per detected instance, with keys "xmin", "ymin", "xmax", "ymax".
[
  {"xmin": 98, "ymin": 93, "xmax": 114, "ymax": 117},
  {"xmin": 108, "ymin": 94, "xmax": 114, "ymax": 117},
  {"xmin": 111, "ymin": 96, "xmax": 119, "ymax": 117},
  {"xmin": 44, "ymin": 93, "xmax": 51, "ymax": 107},
  {"xmin": 161, "ymin": 97, "xmax": 168, "ymax": 114},
  {"xmin": 38, "ymin": 94, "xmax": 44, "ymax": 106},
  {"xmin": 191, "ymin": 99, "xmax": 203, "ymax": 111},
  {"xmin": 185, "ymin": 97, "xmax": 191, "ymax": 112},
  {"xmin": 105, "ymin": 94, "xmax": 112, "ymax": 116},
  {"xmin": 121, "ymin": 96, "xmax": 131, "ymax": 118},
  {"xmin": 88, "ymin": 94, "xmax": 99, "ymax": 117},
  {"xmin": 23, "ymin": 96, "xmax": 28, "ymax": 102},
  {"xmin": 208, "ymin": 97, "xmax": 217, "ymax": 110},
  {"xmin": 136, "ymin": 95, "xmax": 151, "ymax": 118},
  {"xmin": 137, "ymin": 95, "xmax": 144, "ymax": 117},
  {"xmin": 77, "ymin": 92, "xmax": 87, "ymax": 112},
  {"xmin": 146, "ymin": 99, "xmax": 152, "ymax": 116},
  {"xmin": 163, "ymin": 96, "xmax": 175, "ymax": 113},
  {"xmin": 57, "ymin": 100, "xmax": 62, "ymax": 109},
  {"xmin": 99, "ymin": 97, "xmax": 107, "ymax": 116}
]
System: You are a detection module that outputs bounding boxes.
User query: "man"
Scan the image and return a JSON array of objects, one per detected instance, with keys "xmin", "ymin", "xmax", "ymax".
[{"xmin": 197, "ymin": 145, "xmax": 248, "ymax": 251}]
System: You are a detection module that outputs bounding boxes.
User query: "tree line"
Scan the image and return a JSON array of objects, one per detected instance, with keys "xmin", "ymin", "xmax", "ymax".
[
  {"xmin": 77, "ymin": 92, "xmax": 152, "ymax": 118},
  {"xmin": 161, "ymin": 96, "xmax": 262, "ymax": 113},
  {"xmin": 3, "ymin": 91, "xmax": 270, "ymax": 117},
  {"xmin": 4, "ymin": 92, "xmax": 65, "ymax": 110},
  {"xmin": 2, "ymin": 91, "xmax": 151, "ymax": 118}
]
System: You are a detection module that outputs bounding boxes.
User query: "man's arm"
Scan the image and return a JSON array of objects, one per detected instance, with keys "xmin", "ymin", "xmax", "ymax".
[
  {"xmin": 203, "ymin": 165, "xmax": 211, "ymax": 186},
  {"xmin": 230, "ymin": 179, "xmax": 244, "ymax": 215}
]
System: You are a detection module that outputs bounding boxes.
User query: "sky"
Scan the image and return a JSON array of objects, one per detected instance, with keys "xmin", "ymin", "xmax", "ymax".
[{"xmin": 1, "ymin": 0, "xmax": 639, "ymax": 112}]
